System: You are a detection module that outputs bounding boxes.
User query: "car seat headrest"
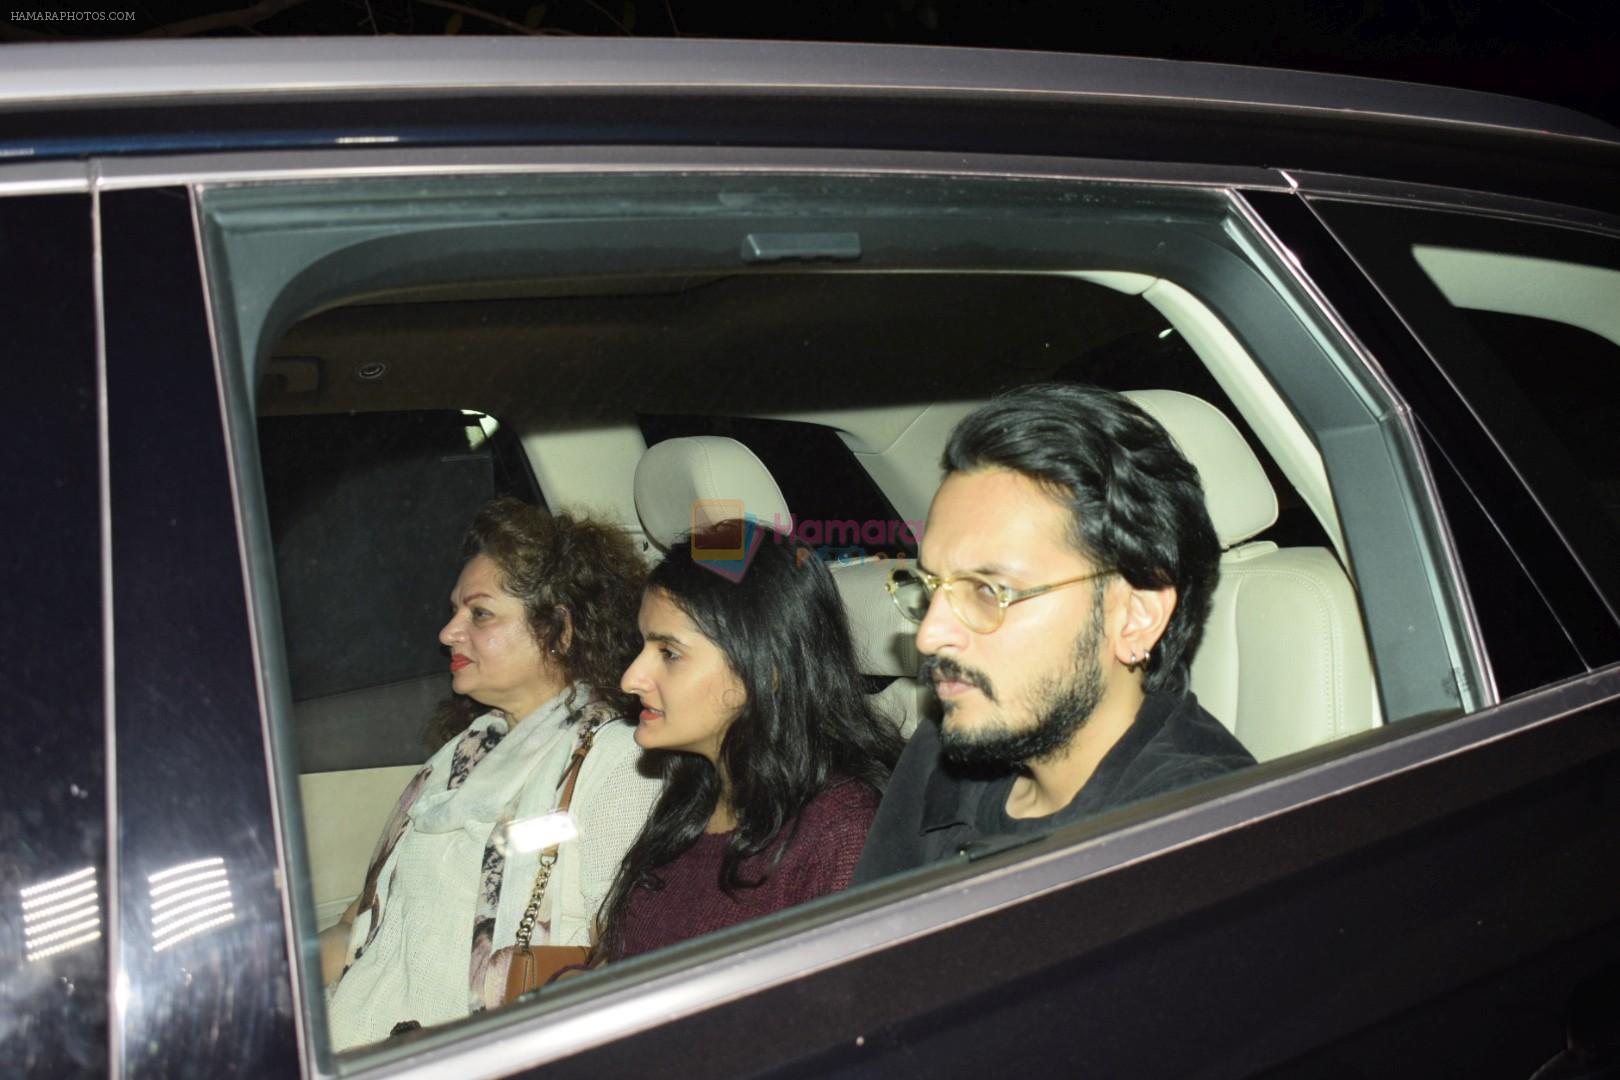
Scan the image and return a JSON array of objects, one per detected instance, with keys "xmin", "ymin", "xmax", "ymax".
[
  {"xmin": 633, "ymin": 435, "xmax": 792, "ymax": 550},
  {"xmin": 830, "ymin": 557, "xmax": 921, "ymax": 677},
  {"xmin": 1124, "ymin": 389, "xmax": 1279, "ymax": 548}
]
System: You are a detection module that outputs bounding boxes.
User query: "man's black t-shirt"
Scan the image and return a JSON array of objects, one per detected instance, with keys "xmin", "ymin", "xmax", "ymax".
[{"xmin": 853, "ymin": 689, "xmax": 1255, "ymax": 883}]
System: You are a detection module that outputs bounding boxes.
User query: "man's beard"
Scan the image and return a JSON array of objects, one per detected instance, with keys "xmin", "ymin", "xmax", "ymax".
[{"xmin": 929, "ymin": 595, "xmax": 1107, "ymax": 768}]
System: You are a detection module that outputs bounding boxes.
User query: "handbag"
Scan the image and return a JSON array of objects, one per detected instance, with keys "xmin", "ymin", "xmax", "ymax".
[{"xmin": 498, "ymin": 715, "xmax": 603, "ymax": 1003}]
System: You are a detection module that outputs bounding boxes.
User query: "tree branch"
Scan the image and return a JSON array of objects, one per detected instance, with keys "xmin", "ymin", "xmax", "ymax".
[
  {"xmin": 137, "ymin": 0, "xmax": 317, "ymax": 38},
  {"xmin": 579, "ymin": 0, "xmax": 634, "ymax": 35},
  {"xmin": 414, "ymin": 0, "xmax": 559, "ymax": 35}
]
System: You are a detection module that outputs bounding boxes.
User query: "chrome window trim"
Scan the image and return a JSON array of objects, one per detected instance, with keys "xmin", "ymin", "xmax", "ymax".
[
  {"xmin": 0, "ymin": 160, "xmax": 89, "ymax": 196},
  {"xmin": 363, "ymin": 666, "xmax": 1620, "ymax": 1080},
  {"xmin": 90, "ymin": 167, "xmax": 122, "ymax": 1080},
  {"xmin": 1282, "ymin": 170, "xmax": 1620, "ymax": 239},
  {"xmin": 96, "ymin": 144, "xmax": 1286, "ymax": 191},
  {"xmin": 1230, "ymin": 189, "xmax": 1498, "ymax": 710},
  {"xmin": 2, "ymin": 39, "xmax": 1614, "ymax": 146}
]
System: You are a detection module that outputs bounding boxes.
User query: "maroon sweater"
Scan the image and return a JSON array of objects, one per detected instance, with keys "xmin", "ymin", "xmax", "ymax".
[{"xmin": 616, "ymin": 779, "xmax": 880, "ymax": 959}]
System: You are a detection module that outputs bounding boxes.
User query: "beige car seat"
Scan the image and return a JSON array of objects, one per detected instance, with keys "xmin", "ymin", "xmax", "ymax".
[
  {"xmin": 828, "ymin": 556, "xmax": 934, "ymax": 737},
  {"xmin": 632, "ymin": 435, "xmax": 792, "ymax": 551},
  {"xmin": 1125, "ymin": 389, "xmax": 1378, "ymax": 760},
  {"xmin": 826, "ymin": 390, "xmax": 1379, "ymax": 758}
]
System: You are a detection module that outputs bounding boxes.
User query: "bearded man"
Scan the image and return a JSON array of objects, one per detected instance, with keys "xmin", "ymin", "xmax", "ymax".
[{"xmin": 853, "ymin": 383, "xmax": 1255, "ymax": 881}]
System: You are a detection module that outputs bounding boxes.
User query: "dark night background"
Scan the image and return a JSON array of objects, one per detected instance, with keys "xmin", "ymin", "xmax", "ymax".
[{"xmin": 2, "ymin": 0, "xmax": 1617, "ymax": 127}]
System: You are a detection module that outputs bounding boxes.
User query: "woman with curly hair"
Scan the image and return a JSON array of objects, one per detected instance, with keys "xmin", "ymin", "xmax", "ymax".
[
  {"xmin": 322, "ymin": 497, "xmax": 662, "ymax": 1048},
  {"xmin": 594, "ymin": 523, "xmax": 903, "ymax": 962}
]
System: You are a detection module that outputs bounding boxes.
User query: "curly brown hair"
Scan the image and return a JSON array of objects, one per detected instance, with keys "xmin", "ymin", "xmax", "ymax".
[{"xmin": 425, "ymin": 497, "xmax": 647, "ymax": 747}]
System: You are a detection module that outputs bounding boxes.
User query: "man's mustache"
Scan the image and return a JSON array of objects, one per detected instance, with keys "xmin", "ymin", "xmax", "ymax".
[{"xmin": 921, "ymin": 655, "xmax": 997, "ymax": 702}]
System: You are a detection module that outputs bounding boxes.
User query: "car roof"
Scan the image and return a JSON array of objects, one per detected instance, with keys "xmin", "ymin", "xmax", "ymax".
[{"xmin": 0, "ymin": 38, "xmax": 1615, "ymax": 146}]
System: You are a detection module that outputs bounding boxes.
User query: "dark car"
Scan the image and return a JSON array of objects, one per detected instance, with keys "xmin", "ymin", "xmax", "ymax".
[{"xmin": 2, "ymin": 37, "xmax": 1618, "ymax": 1079}]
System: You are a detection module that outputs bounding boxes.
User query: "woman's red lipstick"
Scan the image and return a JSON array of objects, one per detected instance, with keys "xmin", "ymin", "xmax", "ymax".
[{"xmin": 450, "ymin": 655, "xmax": 472, "ymax": 672}]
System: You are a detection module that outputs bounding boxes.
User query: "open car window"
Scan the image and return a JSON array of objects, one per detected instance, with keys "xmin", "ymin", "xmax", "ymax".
[{"xmin": 196, "ymin": 169, "xmax": 1484, "ymax": 1072}]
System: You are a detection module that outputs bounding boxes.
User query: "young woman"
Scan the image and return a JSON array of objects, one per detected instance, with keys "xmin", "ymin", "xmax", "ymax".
[
  {"xmin": 596, "ymin": 523, "xmax": 904, "ymax": 961},
  {"xmin": 322, "ymin": 498, "xmax": 662, "ymax": 1048}
]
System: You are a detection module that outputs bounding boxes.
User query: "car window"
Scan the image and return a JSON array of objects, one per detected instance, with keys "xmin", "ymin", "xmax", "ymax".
[
  {"xmin": 258, "ymin": 407, "xmax": 540, "ymax": 772},
  {"xmin": 1310, "ymin": 200, "xmax": 1620, "ymax": 674},
  {"xmin": 197, "ymin": 170, "xmax": 1480, "ymax": 1070}
]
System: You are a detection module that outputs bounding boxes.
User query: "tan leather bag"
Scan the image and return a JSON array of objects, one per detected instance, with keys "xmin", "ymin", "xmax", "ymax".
[{"xmin": 502, "ymin": 942, "xmax": 591, "ymax": 1000}]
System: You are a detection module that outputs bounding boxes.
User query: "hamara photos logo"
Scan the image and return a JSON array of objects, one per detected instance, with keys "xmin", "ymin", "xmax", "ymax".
[
  {"xmin": 689, "ymin": 500, "xmax": 768, "ymax": 582},
  {"xmin": 689, "ymin": 500, "xmax": 922, "ymax": 581}
]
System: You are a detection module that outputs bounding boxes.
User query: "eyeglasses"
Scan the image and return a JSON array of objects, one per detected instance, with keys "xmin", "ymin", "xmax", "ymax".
[{"xmin": 886, "ymin": 565, "xmax": 1113, "ymax": 635}]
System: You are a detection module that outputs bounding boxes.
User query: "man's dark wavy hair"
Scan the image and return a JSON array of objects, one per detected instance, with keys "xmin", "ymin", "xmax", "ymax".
[
  {"xmin": 595, "ymin": 524, "xmax": 903, "ymax": 961},
  {"xmin": 426, "ymin": 497, "xmax": 647, "ymax": 744},
  {"xmin": 943, "ymin": 383, "xmax": 1221, "ymax": 694}
]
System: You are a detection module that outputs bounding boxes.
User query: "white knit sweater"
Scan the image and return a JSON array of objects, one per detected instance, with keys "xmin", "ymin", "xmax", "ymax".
[{"xmin": 326, "ymin": 693, "xmax": 661, "ymax": 1050}]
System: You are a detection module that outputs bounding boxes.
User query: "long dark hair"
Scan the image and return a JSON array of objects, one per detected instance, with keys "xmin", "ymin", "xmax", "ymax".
[
  {"xmin": 426, "ymin": 497, "xmax": 647, "ymax": 745},
  {"xmin": 596, "ymin": 523, "xmax": 902, "ymax": 959},
  {"xmin": 944, "ymin": 383, "xmax": 1221, "ymax": 694}
]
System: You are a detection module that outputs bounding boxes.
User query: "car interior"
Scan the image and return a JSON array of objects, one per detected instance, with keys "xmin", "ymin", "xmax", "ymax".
[
  {"xmin": 188, "ymin": 169, "xmax": 1466, "ymax": 1057},
  {"xmin": 253, "ymin": 263, "xmax": 1381, "ymax": 932}
]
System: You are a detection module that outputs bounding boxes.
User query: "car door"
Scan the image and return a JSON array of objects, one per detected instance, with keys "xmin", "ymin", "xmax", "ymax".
[{"xmin": 98, "ymin": 186, "xmax": 298, "ymax": 1079}]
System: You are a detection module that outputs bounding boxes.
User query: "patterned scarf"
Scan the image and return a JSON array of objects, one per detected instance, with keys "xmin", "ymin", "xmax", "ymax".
[
  {"xmin": 339, "ymin": 687, "xmax": 609, "ymax": 1007},
  {"xmin": 343, "ymin": 722, "xmax": 508, "ymax": 977},
  {"xmin": 468, "ymin": 698, "xmax": 615, "ymax": 1010}
]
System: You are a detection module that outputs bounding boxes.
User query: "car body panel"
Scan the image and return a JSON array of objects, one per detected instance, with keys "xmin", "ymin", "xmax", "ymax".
[
  {"xmin": 0, "ymin": 190, "xmax": 107, "ymax": 1079},
  {"xmin": 0, "ymin": 41, "xmax": 1615, "ymax": 209}
]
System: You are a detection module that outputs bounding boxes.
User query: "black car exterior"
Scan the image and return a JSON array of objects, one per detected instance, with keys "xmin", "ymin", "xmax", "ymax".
[{"xmin": 1, "ymin": 38, "xmax": 1617, "ymax": 1080}]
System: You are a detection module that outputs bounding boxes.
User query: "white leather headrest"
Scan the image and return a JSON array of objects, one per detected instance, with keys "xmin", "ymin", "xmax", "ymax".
[
  {"xmin": 830, "ymin": 557, "xmax": 920, "ymax": 677},
  {"xmin": 1124, "ymin": 389, "xmax": 1278, "ymax": 548},
  {"xmin": 633, "ymin": 436, "xmax": 792, "ymax": 550}
]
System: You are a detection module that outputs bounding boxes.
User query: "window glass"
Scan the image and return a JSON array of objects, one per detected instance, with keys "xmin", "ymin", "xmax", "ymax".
[
  {"xmin": 198, "ymin": 172, "xmax": 1473, "ymax": 1067},
  {"xmin": 258, "ymin": 407, "xmax": 539, "ymax": 772},
  {"xmin": 1411, "ymin": 247, "xmax": 1620, "ymax": 537},
  {"xmin": 1311, "ymin": 200, "xmax": 1620, "ymax": 671}
]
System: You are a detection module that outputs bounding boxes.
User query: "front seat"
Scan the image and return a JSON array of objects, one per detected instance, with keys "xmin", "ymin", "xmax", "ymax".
[
  {"xmin": 632, "ymin": 434, "xmax": 929, "ymax": 736},
  {"xmin": 631, "ymin": 435, "xmax": 792, "ymax": 551},
  {"xmin": 1125, "ymin": 389, "xmax": 1379, "ymax": 761},
  {"xmin": 829, "ymin": 555, "xmax": 934, "ymax": 737}
]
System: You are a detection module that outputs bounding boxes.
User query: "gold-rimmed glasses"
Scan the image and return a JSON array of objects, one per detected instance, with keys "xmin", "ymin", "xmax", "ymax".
[{"xmin": 885, "ymin": 565, "xmax": 1113, "ymax": 634}]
